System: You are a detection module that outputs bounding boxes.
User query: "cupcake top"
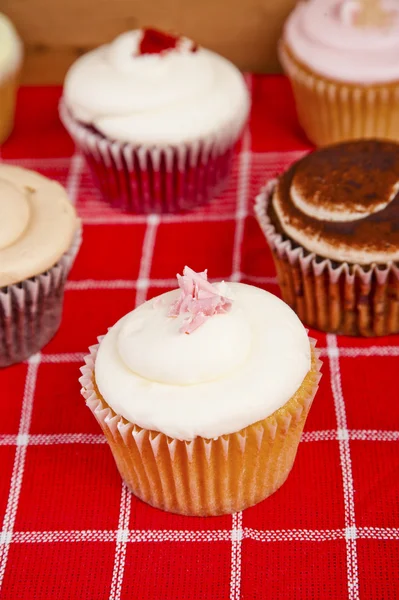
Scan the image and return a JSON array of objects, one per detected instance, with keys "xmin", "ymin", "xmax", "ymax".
[
  {"xmin": 0, "ymin": 13, "xmax": 23, "ymax": 81},
  {"xmin": 283, "ymin": 0, "xmax": 399, "ymax": 84},
  {"xmin": 0, "ymin": 165, "xmax": 79, "ymax": 287},
  {"xmin": 63, "ymin": 28, "xmax": 250, "ymax": 145},
  {"xmin": 94, "ymin": 267, "xmax": 311, "ymax": 441},
  {"xmin": 271, "ymin": 139, "xmax": 399, "ymax": 265}
]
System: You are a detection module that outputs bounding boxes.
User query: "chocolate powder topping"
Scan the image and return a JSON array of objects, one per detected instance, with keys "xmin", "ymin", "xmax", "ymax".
[{"xmin": 273, "ymin": 140, "xmax": 399, "ymax": 261}]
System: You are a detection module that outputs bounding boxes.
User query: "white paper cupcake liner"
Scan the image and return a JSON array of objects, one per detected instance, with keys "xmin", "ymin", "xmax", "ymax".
[
  {"xmin": 255, "ymin": 181, "xmax": 399, "ymax": 336},
  {"xmin": 80, "ymin": 338, "xmax": 322, "ymax": 516},
  {"xmin": 0, "ymin": 227, "xmax": 82, "ymax": 367},
  {"xmin": 60, "ymin": 101, "xmax": 248, "ymax": 214}
]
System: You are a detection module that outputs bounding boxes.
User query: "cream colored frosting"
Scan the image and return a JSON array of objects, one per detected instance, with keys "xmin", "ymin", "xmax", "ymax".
[
  {"xmin": 0, "ymin": 165, "xmax": 79, "ymax": 287},
  {"xmin": 0, "ymin": 13, "xmax": 23, "ymax": 81},
  {"xmin": 95, "ymin": 282, "xmax": 311, "ymax": 441},
  {"xmin": 63, "ymin": 30, "xmax": 250, "ymax": 145},
  {"xmin": 283, "ymin": 0, "xmax": 399, "ymax": 84}
]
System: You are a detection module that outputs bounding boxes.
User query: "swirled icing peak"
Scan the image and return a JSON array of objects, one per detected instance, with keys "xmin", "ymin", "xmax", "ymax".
[
  {"xmin": 168, "ymin": 266, "xmax": 232, "ymax": 334},
  {"xmin": 136, "ymin": 28, "xmax": 198, "ymax": 56}
]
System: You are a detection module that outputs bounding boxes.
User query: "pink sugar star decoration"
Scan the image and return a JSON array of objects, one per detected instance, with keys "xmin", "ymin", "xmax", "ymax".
[{"xmin": 168, "ymin": 266, "xmax": 232, "ymax": 334}]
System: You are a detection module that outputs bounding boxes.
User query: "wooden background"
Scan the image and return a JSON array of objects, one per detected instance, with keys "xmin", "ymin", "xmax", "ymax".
[{"xmin": 2, "ymin": 0, "xmax": 296, "ymax": 84}]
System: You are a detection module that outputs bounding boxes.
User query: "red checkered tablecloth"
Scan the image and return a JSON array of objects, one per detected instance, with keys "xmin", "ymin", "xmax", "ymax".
[{"xmin": 1, "ymin": 76, "xmax": 399, "ymax": 600}]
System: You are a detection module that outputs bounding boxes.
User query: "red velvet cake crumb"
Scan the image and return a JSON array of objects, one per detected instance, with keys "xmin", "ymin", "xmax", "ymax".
[{"xmin": 138, "ymin": 28, "xmax": 197, "ymax": 55}]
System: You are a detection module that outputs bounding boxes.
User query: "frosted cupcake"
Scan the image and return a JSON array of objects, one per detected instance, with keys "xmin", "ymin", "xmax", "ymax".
[
  {"xmin": 0, "ymin": 13, "xmax": 23, "ymax": 144},
  {"xmin": 80, "ymin": 267, "xmax": 321, "ymax": 516},
  {"xmin": 60, "ymin": 28, "xmax": 250, "ymax": 214},
  {"xmin": 255, "ymin": 139, "xmax": 399, "ymax": 337},
  {"xmin": 0, "ymin": 166, "xmax": 81, "ymax": 367},
  {"xmin": 279, "ymin": 0, "xmax": 399, "ymax": 146}
]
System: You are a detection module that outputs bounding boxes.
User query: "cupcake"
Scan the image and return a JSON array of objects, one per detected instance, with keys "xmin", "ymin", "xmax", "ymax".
[
  {"xmin": 279, "ymin": 0, "xmax": 399, "ymax": 146},
  {"xmin": 60, "ymin": 28, "xmax": 250, "ymax": 214},
  {"xmin": 80, "ymin": 266, "xmax": 321, "ymax": 516},
  {"xmin": 255, "ymin": 139, "xmax": 399, "ymax": 337},
  {"xmin": 0, "ymin": 166, "xmax": 81, "ymax": 367},
  {"xmin": 0, "ymin": 13, "xmax": 23, "ymax": 144}
]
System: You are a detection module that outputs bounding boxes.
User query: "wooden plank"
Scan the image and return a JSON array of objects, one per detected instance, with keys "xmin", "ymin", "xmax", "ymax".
[{"xmin": 2, "ymin": 0, "xmax": 296, "ymax": 84}]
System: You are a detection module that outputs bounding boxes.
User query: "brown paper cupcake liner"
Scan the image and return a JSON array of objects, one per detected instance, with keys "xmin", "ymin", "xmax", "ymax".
[
  {"xmin": 255, "ymin": 180, "xmax": 399, "ymax": 336},
  {"xmin": 0, "ymin": 227, "xmax": 82, "ymax": 367},
  {"xmin": 279, "ymin": 42, "xmax": 399, "ymax": 146},
  {"xmin": 60, "ymin": 101, "xmax": 246, "ymax": 214},
  {"xmin": 79, "ymin": 339, "xmax": 321, "ymax": 516},
  {"xmin": 0, "ymin": 68, "xmax": 20, "ymax": 144}
]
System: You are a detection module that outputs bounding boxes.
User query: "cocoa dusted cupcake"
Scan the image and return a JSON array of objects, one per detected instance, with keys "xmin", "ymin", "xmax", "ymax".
[{"xmin": 255, "ymin": 139, "xmax": 399, "ymax": 337}]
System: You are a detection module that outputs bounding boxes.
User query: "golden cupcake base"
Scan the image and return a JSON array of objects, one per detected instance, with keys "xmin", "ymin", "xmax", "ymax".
[
  {"xmin": 80, "ymin": 341, "xmax": 321, "ymax": 516},
  {"xmin": 279, "ymin": 42, "xmax": 399, "ymax": 146}
]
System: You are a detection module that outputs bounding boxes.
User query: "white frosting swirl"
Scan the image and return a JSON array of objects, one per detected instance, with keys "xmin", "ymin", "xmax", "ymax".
[
  {"xmin": 117, "ymin": 288, "xmax": 251, "ymax": 385},
  {"xmin": 95, "ymin": 283, "xmax": 311, "ymax": 441},
  {"xmin": 283, "ymin": 0, "xmax": 399, "ymax": 83},
  {"xmin": 0, "ymin": 13, "xmax": 23, "ymax": 81},
  {"xmin": 63, "ymin": 30, "xmax": 250, "ymax": 145}
]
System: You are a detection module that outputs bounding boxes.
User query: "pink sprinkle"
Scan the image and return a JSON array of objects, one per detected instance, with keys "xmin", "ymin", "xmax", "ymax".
[{"xmin": 168, "ymin": 266, "xmax": 232, "ymax": 334}]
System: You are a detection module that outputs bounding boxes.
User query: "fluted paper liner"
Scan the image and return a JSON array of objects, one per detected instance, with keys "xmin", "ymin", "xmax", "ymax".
[
  {"xmin": 0, "ymin": 227, "xmax": 82, "ymax": 367},
  {"xmin": 60, "ymin": 101, "xmax": 246, "ymax": 214},
  {"xmin": 255, "ymin": 181, "xmax": 399, "ymax": 336},
  {"xmin": 279, "ymin": 42, "xmax": 399, "ymax": 146},
  {"xmin": 80, "ymin": 340, "xmax": 321, "ymax": 516}
]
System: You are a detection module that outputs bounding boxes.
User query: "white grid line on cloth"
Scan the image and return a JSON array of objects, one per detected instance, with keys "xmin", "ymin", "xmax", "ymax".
[
  {"xmin": 1, "ymin": 429, "xmax": 399, "ymax": 447},
  {"xmin": 38, "ymin": 352, "xmax": 87, "ymax": 364},
  {"xmin": 301, "ymin": 430, "xmax": 399, "ymax": 442},
  {"xmin": 134, "ymin": 214, "xmax": 161, "ymax": 307},
  {"xmin": 65, "ymin": 153, "xmax": 84, "ymax": 205},
  {"xmin": 229, "ymin": 74, "xmax": 252, "ymax": 599},
  {"xmin": 0, "ymin": 354, "xmax": 41, "ymax": 594},
  {"xmin": 320, "ymin": 345, "xmax": 399, "ymax": 358},
  {"xmin": 109, "ymin": 484, "xmax": 132, "ymax": 600},
  {"xmin": 65, "ymin": 273, "xmax": 278, "ymax": 292},
  {"xmin": 230, "ymin": 512, "xmax": 243, "ymax": 600},
  {"xmin": 231, "ymin": 87, "xmax": 252, "ymax": 280},
  {"xmin": 0, "ymin": 150, "xmax": 306, "ymax": 170},
  {"xmin": 4, "ymin": 527, "xmax": 399, "ymax": 546},
  {"xmin": 327, "ymin": 334, "xmax": 359, "ymax": 600},
  {"xmin": 81, "ymin": 213, "xmax": 239, "ymax": 225},
  {"xmin": 108, "ymin": 212, "xmax": 160, "ymax": 600}
]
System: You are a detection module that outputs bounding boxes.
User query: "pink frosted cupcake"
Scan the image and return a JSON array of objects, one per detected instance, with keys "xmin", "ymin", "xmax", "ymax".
[
  {"xmin": 279, "ymin": 0, "xmax": 399, "ymax": 146},
  {"xmin": 0, "ymin": 165, "xmax": 81, "ymax": 367},
  {"xmin": 60, "ymin": 28, "xmax": 250, "ymax": 213}
]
